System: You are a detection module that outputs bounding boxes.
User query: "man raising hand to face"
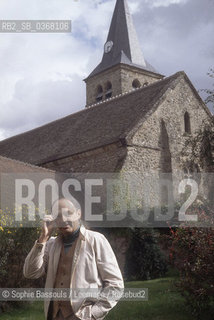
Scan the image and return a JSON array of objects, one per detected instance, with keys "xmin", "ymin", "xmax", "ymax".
[{"xmin": 23, "ymin": 198, "xmax": 124, "ymax": 320}]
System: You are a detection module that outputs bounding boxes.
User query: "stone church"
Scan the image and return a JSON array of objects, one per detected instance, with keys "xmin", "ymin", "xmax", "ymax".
[
  {"xmin": 0, "ymin": 0, "xmax": 213, "ymax": 269},
  {"xmin": 0, "ymin": 0, "xmax": 212, "ymax": 182}
]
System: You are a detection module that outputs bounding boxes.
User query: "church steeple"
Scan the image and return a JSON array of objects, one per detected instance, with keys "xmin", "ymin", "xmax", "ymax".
[{"xmin": 84, "ymin": 0, "xmax": 164, "ymax": 107}]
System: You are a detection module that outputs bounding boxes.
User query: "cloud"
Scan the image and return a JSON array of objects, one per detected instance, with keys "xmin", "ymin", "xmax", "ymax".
[
  {"xmin": 0, "ymin": 0, "xmax": 114, "ymax": 140},
  {"xmin": 144, "ymin": 0, "xmax": 188, "ymax": 8},
  {"xmin": 133, "ymin": 0, "xmax": 214, "ymax": 92},
  {"xmin": 0, "ymin": 75, "xmax": 85, "ymax": 138}
]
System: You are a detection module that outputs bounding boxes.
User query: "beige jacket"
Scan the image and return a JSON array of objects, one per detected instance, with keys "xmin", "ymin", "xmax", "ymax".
[{"xmin": 23, "ymin": 225, "xmax": 124, "ymax": 320}]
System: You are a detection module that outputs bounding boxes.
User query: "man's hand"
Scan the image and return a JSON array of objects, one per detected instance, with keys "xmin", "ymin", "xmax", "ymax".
[{"xmin": 38, "ymin": 217, "xmax": 55, "ymax": 243}]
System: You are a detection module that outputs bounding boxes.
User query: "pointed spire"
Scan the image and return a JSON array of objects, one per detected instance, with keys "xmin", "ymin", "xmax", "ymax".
[{"xmin": 87, "ymin": 0, "xmax": 157, "ymax": 78}]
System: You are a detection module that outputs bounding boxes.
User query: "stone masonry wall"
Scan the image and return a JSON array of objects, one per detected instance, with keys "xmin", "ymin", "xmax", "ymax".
[
  {"xmin": 43, "ymin": 142, "xmax": 127, "ymax": 173},
  {"xmin": 122, "ymin": 76, "xmax": 211, "ymax": 207},
  {"xmin": 120, "ymin": 65, "xmax": 162, "ymax": 94},
  {"xmin": 85, "ymin": 66, "xmax": 122, "ymax": 107},
  {"xmin": 85, "ymin": 64, "xmax": 162, "ymax": 106}
]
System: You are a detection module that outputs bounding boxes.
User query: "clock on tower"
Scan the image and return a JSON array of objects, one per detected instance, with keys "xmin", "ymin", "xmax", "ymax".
[{"xmin": 104, "ymin": 41, "xmax": 113, "ymax": 53}]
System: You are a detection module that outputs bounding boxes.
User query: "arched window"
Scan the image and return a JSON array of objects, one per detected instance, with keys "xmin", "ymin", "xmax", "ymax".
[
  {"xmin": 184, "ymin": 111, "xmax": 191, "ymax": 134},
  {"xmin": 105, "ymin": 81, "xmax": 112, "ymax": 99},
  {"xmin": 161, "ymin": 185, "xmax": 169, "ymax": 205},
  {"xmin": 96, "ymin": 85, "xmax": 103, "ymax": 102},
  {"xmin": 132, "ymin": 79, "xmax": 141, "ymax": 89}
]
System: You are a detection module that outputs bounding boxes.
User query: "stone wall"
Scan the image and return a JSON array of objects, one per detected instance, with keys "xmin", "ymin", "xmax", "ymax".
[
  {"xmin": 120, "ymin": 65, "xmax": 163, "ymax": 94},
  {"xmin": 85, "ymin": 64, "xmax": 163, "ymax": 106},
  {"xmin": 43, "ymin": 142, "xmax": 127, "ymax": 173},
  {"xmin": 122, "ymin": 76, "xmax": 211, "ymax": 207},
  {"xmin": 85, "ymin": 66, "xmax": 122, "ymax": 107}
]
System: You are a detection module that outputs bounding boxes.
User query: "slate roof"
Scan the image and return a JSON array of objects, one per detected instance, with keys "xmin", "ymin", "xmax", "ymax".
[
  {"xmin": 0, "ymin": 72, "xmax": 191, "ymax": 166},
  {"xmin": 86, "ymin": 0, "xmax": 161, "ymax": 79}
]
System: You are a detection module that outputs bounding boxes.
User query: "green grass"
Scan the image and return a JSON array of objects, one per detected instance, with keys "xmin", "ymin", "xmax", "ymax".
[
  {"xmin": 0, "ymin": 301, "xmax": 44, "ymax": 320},
  {"xmin": 106, "ymin": 277, "xmax": 191, "ymax": 320},
  {"xmin": 0, "ymin": 273, "xmax": 212, "ymax": 320}
]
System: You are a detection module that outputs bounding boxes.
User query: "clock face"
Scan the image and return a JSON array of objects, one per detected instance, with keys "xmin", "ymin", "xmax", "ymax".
[{"xmin": 104, "ymin": 41, "xmax": 113, "ymax": 53}]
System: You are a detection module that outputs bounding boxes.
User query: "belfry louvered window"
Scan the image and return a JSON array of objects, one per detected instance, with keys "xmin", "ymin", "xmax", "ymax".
[
  {"xmin": 105, "ymin": 81, "xmax": 112, "ymax": 99},
  {"xmin": 132, "ymin": 79, "xmax": 141, "ymax": 89},
  {"xmin": 96, "ymin": 85, "xmax": 103, "ymax": 102}
]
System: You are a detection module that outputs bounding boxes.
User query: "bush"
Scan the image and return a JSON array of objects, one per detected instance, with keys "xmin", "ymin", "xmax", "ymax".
[
  {"xmin": 124, "ymin": 228, "xmax": 168, "ymax": 281},
  {"xmin": 0, "ymin": 208, "xmax": 46, "ymax": 312},
  {"xmin": 0, "ymin": 227, "xmax": 42, "ymax": 287},
  {"xmin": 168, "ymin": 207, "xmax": 214, "ymax": 318}
]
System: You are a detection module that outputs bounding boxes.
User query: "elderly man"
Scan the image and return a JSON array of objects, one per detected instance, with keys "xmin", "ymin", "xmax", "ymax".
[{"xmin": 23, "ymin": 198, "xmax": 124, "ymax": 320}]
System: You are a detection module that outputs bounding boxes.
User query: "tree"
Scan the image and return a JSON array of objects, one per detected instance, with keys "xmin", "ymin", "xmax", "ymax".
[
  {"xmin": 167, "ymin": 207, "xmax": 214, "ymax": 319},
  {"xmin": 201, "ymin": 68, "xmax": 214, "ymax": 113},
  {"xmin": 124, "ymin": 228, "xmax": 168, "ymax": 281}
]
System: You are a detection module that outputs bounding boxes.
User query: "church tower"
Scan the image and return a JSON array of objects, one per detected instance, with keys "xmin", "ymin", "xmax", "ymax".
[{"xmin": 84, "ymin": 0, "xmax": 164, "ymax": 107}]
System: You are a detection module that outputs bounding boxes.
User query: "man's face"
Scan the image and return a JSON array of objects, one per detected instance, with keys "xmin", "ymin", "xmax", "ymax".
[{"xmin": 52, "ymin": 199, "xmax": 81, "ymax": 236}]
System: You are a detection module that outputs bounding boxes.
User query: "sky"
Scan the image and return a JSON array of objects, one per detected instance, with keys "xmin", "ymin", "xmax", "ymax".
[{"xmin": 0, "ymin": 0, "xmax": 213, "ymax": 141}]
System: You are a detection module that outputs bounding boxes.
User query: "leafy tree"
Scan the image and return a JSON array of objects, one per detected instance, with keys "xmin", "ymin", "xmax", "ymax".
[
  {"xmin": 167, "ymin": 206, "xmax": 214, "ymax": 319},
  {"xmin": 201, "ymin": 68, "xmax": 214, "ymax": 113},
  {"xmin": 124, "ymin": 228, "xmax": 168, "ymax": 281}
]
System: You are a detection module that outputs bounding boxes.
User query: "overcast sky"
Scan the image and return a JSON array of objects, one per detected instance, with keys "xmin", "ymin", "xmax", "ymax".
[{"xmin": 0, "ymin": 0, "xmax": 213, "ymax": 141}]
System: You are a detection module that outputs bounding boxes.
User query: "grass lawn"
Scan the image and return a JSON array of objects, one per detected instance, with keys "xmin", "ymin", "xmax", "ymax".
[
  {"xmin": 0, "ymin": 301, "xmax": 44, "ymax": 320},
  {"xmin": 0, "ymin": 272, "xmax": 212, "ymax": 320},
  {"xmin": 107, "ymin": 277, "xmax": 191, "ymax": 320}
]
